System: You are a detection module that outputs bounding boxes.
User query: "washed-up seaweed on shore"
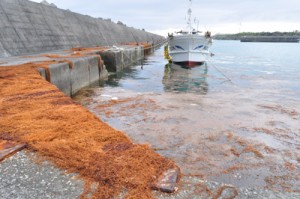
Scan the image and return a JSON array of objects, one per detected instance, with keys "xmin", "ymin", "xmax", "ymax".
[{"xmin": 0, "ymin": 63, "xmax": 177, "ymax": 199}]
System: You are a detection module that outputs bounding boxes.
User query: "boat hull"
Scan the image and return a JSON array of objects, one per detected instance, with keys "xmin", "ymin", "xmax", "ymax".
[
  {"xmin": 168, "ymin": 34, "xmax": 211, "ymax": 67},
  {"xmin": 174, "ymin": 60, "xmax": 204, "ymax": 67}
]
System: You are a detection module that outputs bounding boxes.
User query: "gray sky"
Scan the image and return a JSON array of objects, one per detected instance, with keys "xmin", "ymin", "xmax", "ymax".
[{"xmin": 30, "ymin": 0, "xmax": 300, "ymax": 36}]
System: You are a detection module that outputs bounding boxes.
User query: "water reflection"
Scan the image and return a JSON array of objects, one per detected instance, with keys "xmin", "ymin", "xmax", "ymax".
[
  {"xmin": 105, "ymin": 61, "xmax": 144, "ymax": 87},
  {"xmin": 75, "ymin": 42, "xmax": 300, "ymax": 193},
  {"xmin": 163, "ymin": 63, "xmax": 209, "ymax": 94}
]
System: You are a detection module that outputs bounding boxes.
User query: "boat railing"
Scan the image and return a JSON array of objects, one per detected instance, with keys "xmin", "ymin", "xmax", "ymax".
[{"xmin": 174, "ymin": 30, "xmax": 204, "ymax": 35}]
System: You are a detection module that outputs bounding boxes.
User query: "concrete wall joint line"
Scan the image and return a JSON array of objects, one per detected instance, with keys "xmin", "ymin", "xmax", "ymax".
[
  {"xmin": 0, "ymin": 0, "xmax": 164, "ymax": 58},
  {"xmin": 0, "ymin": 2, "xmax": 26, "ymax": 55}
]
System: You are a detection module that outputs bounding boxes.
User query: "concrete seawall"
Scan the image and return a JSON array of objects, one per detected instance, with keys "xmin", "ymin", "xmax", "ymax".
[
  {"xmin": 0, "ymin": 44, "xmax": 151, "ymax": 96},
  {"xmin": 0, "ymin": 0, "xmax": 166, "ymax": 96},
  {"xmin": 0, "ymin": 1, "xmax": 179, "ymax": 198},
  {"xmin": 0, "ymin": 0, "xmax": 164, "ymax": 57},
  {"xmin": 41, "ymin": 55, "xmax": 108, "ymax": 96}
]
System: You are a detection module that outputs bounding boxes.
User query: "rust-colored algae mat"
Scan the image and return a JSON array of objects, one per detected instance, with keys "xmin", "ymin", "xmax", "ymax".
[
  {"xmin": 122, "ymin": 42, "xmax": 153, "ymax": 54},
  {"xmin": 0, "ymin": 62, "xmax": 176, "ymax": 198}
]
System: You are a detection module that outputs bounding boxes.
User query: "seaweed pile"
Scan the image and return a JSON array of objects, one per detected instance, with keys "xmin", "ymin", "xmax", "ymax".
[{"xmin": 0, "ymin": 63, "xmax": 177, "ymax": 198}]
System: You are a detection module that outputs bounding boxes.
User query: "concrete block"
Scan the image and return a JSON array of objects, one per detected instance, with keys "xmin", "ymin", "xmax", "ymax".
[
  {"xmin": 121, "ymin": 46, "xmax": 144, "ymax": 68},
  {"xmin": 138, "ymin": 46, "xmax": 145, "ymax": 59},
  {"xmin": 48, "ymin": 62, "xmax": 71, "ymax": 96},
  {"xmin": 87, "ymin": 56, "xmax": 100, "ymax": 83},
  {"xmin": 99, "ymin": 50, "xmax": 123, "ymax": 72},
  {"xmin": 122, "ymin": 49, "xmax": 131, "ymax": 68},
  {"xmin": 70, "ymin": 57, "xmax": 90, "ymax": 95},
  {"xmin": 37, "ymin": 68, "xmax": 46, "ymax": 80},
  {"xmin": 137, "ymin": 46, "xmax": 144, "ymax": 59},
  {"xmin": 100, "ymin": 64, "xmax": 109, "ymax": 80}
]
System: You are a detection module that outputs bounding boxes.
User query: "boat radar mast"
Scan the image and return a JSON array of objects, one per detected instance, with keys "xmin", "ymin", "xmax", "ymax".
[
  {"xmin": 166, "ymin": 0, "xmax": 213, "ymax": 67},
  {"xmin": 187, "ymin": 0, "xmax": 193, "ymax": 33}
]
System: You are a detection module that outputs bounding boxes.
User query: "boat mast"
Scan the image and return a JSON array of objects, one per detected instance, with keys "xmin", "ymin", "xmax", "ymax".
[{"xmin": 187, "ymin": 0, "xmax": 192, "ymax": 33}]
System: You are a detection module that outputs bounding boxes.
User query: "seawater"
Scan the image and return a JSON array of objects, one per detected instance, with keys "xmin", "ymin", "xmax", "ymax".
[{"xmin": 74, "ymin": 40, "xmax": 300, "ymax": 192}]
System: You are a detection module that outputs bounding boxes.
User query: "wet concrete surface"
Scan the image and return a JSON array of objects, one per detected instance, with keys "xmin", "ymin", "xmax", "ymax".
[
  {"xmin": 154, "ymin": 176, "xmax": 300, "ymax": 199},
  {"xmin": 0, "ymin": 151, "xmax": 84, "ymax": 199},
  {"xmin": 1, "ymin": 151, "xmax": 299, "ymax": 199},
  {"xmin": 74, "ymin": 41, "xmax": 300, "ymax": 198},
  {"xmin": 74, "ymin": 87, "xmax": 300, "ymax": 196}
]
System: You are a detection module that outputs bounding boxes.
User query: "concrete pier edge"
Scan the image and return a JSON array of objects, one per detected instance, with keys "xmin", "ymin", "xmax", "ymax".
[{"xmin": 0, "ymin": 0, "xmax": 177, "ymax": 197}]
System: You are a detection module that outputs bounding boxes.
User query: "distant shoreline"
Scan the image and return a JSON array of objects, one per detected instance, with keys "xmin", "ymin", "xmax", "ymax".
[{"xmin": 214, "ymin": 31, "xmax": 300, "ymax": 42}]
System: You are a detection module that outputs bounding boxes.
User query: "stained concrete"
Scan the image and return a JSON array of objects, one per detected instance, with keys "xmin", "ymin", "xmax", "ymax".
[
  {"xmin": 70, "ymin": 57, "xmax": 94, "ymax": 95},
  {"xmin": 48, "ymin": 62, "xmax": 72, "ymax": 96},
  {"xmin": 0, "ymin": 0, "xmax": 164, "ymax": 96},
  {"xmin": 0, "ymin": 44, "xmax": 148, "ymax": 96},
  {"xmin": 0, "ymin": 0, "xmax": 164, "ymax": 58},
  {"xmin": 36, "ymin": 54, "xmax": 109, "ymax": 96},
  {"xmin": 99, "ymin": 45, "xmax": 145, "ymax": 72}
]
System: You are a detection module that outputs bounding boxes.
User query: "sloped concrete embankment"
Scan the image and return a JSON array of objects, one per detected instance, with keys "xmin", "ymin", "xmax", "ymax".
[
  {"xmin": 0, "ymin": 44, "xmax": 147, "ymax": 96},
  {"xmin": 0, "ymin": 0, "xmax": 165, "ymax": 96},
  {"xmin": 0, "ymin": 0, "xmax": 165, "ymax": 58}
]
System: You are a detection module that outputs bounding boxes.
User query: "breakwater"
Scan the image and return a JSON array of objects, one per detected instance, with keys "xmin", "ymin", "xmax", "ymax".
[
  {"xmin": 0, "ymin": 0, "xmax": 164, "ymax": 57},
  {"xmin": 0, "ymin": 44, "xmax": 150, "ymax": 96},
  {"xmin": 240, "ymin": 36, "xmax": 299, "ymax": 43},
  {"xmin": 0, "ymin": 0, "xmax": 164, "ymax": 96},
  {"xmin": 0, "ymin": 1, "xmax": 178, "ymax": 198}
]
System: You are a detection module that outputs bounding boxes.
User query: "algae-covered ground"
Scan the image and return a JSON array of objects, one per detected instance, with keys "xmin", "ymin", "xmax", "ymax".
[
  {"xmin": 0, "ymin": 49, "xmax": 176, "ymax": 199},
  {"xmin": 73, "ymin": 41, "xmax": 300, "ymax": 198}
]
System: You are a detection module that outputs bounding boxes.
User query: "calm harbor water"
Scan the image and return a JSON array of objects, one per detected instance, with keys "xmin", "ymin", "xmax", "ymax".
[{"xmin": 74, "ymin": 40, "xmax": 300, "ymax": 193}]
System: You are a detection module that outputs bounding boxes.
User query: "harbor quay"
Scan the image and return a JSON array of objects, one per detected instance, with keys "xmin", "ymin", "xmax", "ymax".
[
  {"xmin": 2, "ymin": 0, "xmax": 299, "ymax": 199},
  {"xmin": 0, "ymin": 0, "xmax": 176, "ymax": 198},
  {"xmin": 1, "ymin": 44, "xmax": 155, "ymax": 96},
  {"xmin": 0, "ymin": 44, "xmax": 176, "ymax": 198}
]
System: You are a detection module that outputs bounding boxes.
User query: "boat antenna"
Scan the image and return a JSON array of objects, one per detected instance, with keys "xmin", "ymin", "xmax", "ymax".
[
  {"xmin": 194, "ymin": 18, "xmax": 199, "ymax": 31},
  {"xmin": 187, "ymin": 0, "xmax": 192, "ymax": 33}
]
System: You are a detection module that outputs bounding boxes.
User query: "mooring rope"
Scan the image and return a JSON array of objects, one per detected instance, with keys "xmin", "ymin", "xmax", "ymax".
[
  {"xmin": 114, "ymin": 39, "xmax": 168, "ymax": 65},
  {"xmin": 207, "ymin": 59, "xmax": 235, "ymax": 85},
  {"xmin": 163, "ymin": 37, "xmax": 234, "ymax": 85}
]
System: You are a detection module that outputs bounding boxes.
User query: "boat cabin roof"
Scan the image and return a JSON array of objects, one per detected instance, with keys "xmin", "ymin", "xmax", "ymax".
[{"xmin": 175, "ymin": 30, "xmax": 202, "ymax": 35}]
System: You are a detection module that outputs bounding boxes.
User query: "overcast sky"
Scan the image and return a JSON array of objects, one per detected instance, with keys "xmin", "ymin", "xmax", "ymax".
[{"xmin": 29, "ymin": 0, "xmax": 300, "ymax": 36}]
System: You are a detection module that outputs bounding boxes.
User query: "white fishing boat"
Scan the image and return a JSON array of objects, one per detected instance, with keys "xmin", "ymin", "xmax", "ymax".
[{"xmin": 167, "ymin": 0, "xmax": 212, "ymax": 67}]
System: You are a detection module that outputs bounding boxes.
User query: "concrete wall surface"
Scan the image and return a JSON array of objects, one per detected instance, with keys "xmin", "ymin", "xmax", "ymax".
[
  {"xmin": 0, "ymin": 0, "xmax": 164, "ymax": 57},
  {"xmin": 98, "ymin": 46, "xmax": 144, "ymax": 72},
  {"xmin": 45, "ymin": 55, "xmax": 108, "ymax": 96}
]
